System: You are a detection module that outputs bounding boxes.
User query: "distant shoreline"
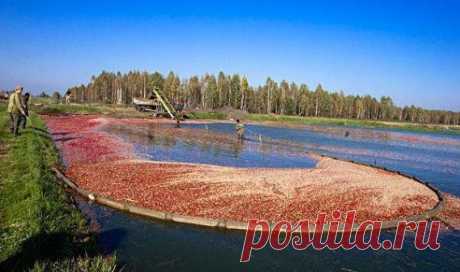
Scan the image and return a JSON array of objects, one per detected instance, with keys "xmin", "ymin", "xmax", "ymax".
[{"xmin": 18, "ymin": 99, "xmax": 460, "ymax": 134}]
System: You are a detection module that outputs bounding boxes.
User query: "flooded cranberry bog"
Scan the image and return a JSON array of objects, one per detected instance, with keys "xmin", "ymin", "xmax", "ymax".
[{"xmin": 44, "ymin": 115, "xmax": 460, "ymax": 271}]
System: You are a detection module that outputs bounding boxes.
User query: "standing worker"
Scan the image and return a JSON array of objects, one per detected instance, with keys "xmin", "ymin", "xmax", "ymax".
[
  {"xmin": 7, "ymin": 86, "xmax": 27, "ymax": 137},
  {"xmin": 175, "ymin": 118, "xmax": 181, "ymax": 128},
  {"xmin": 235, "ymin": 119, "xmax": 245, "ymax": 140},
  {"xmin": 175, "ymin": 111, "xmax": 182, "ymax": 128},
  {"xmin": 19, "ymin": 92, "xmax": 31, "ymax": 129}
]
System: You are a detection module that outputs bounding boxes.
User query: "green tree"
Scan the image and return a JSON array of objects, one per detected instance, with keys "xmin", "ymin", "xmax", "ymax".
[
  {"xmin": 240, "ymin": 76, "xmax": 249, "ymax": 111},
  {"xmin": 66, "ymin": 70, "xmax": 459, "ymax": 125},
  {"xmin": 314, "ymin": 84, "xmax": 325, "ymax": 117}
]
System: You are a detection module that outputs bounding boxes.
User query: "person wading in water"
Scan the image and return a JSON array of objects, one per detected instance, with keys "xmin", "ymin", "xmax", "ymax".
[{"xmin": 235, "ymin": 119, "xmax": 245, "ymax": 140}]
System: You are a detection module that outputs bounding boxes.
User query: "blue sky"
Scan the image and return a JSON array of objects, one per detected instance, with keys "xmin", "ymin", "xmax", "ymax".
[{"xmin": 0, "ymin": 0, "xmax": 459, "ymax": 111}]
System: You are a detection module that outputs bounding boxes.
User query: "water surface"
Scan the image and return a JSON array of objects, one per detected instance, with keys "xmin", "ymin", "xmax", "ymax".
[{"xmin": 84, "ymin": 122, "xmax": 460, "ymax": 271}]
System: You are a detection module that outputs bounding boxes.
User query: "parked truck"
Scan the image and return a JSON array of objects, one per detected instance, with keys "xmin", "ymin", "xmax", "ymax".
[{"xmin": 133, "ymin": 88, "xmax": 177, "ymax": 119}]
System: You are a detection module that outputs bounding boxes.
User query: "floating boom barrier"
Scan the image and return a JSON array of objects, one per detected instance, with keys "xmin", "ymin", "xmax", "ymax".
[{"xmin": 52, "ymin": 154, "xmax": 445, "ymax": 234}]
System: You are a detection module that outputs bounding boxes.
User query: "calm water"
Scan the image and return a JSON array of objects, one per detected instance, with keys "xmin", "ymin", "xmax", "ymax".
[{"xmin": 82, "ymin": 123, "xmax": 460, "ymax": 271}]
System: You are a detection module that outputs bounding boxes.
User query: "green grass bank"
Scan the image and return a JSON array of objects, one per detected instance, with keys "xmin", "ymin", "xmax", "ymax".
[{"xmin": 0, "ymin": 104, "xmax": 118, "ymax": 271}]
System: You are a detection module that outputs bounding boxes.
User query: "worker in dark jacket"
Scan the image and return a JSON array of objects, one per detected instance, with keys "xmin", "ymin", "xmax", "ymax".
[
  {"xmin": 19, "ymin": 92, "xmax": 30, "ymax": 129},
  {"xmin": 7, "ymin": 86, "xmax": 26, "ymax": 136}
]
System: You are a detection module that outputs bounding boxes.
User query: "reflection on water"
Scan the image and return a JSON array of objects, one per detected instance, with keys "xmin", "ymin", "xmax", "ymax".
[
  {"xmin": 104, "ymin": 123, "xmax": 317, "ymax": 168},
  {"xmin": 86, "ymin": 122, "xmax": 460, "ymax": 271}
]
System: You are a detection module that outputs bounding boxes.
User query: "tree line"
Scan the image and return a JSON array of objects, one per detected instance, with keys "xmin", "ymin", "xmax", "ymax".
[{"xmin": 66, "ymin": 70, "xmax": 460, "ymax": 125}]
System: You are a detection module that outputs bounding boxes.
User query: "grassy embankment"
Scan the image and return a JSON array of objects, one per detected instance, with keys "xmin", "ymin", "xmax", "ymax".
[
  {"xmin": 190, "ymin": 111, "xmax": 460, "ymax": 134},
  {"xmin": 33, "ymin": 99, "xmax": 460, "ymax": 134},
  {"xmin": 245, "ymin": 113, "xmax": 460, "ymax": 133},
  {"xmin": 0, "ymin": 103, "xmax": 118, "ymax": 271}
]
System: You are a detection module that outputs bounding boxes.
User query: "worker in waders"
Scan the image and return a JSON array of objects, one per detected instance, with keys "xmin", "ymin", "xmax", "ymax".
[
  {"xmin": 235, "ymin": 119, "xmax": 245, "ymax": 140},
  {"xmin": 7, "ymin": 86, "xmax": 27, "ymax": 137},
  {"xmin": 176, "ymin": 118, "xmax": 181, "ymax": 128},
  {"xmin": 175, "ymin": 111, "xmax": 182, "ymax": 128}
]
